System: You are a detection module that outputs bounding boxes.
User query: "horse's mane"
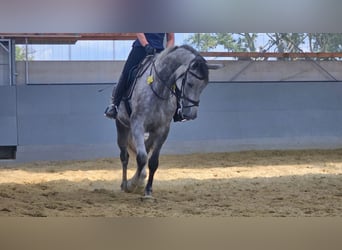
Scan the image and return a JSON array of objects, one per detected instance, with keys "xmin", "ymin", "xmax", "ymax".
[
  {"xmin": 157, "ymin": 45, "xmax": 179, "ymax": 60},
  {"xmin": 157, "ymin": 44, "xmax": 209, "ymax": 80},
  {"xmin": 179, "ymin": 44, "xmax": 202, "ymax": 57},
  {"xmin": 158, "ymin": 44, "xmax": 202, "ymax": 59}
]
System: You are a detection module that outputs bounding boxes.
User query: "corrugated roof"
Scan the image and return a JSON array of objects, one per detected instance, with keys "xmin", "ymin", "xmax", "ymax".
[{"xmin": 0, "ymin": 33, "xmax": 136, "ymax": 44}]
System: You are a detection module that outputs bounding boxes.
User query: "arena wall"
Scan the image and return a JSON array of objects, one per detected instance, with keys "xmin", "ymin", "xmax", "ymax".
[
  {"xmin": 15, "ymin": 60, "xmax": 342, "ymax": 84},
  {"xmin": 1, "ymin": 61, "xmax": 342, "ymax": 162}
]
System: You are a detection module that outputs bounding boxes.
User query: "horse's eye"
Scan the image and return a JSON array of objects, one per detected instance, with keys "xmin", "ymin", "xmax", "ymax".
[
  {"xmin": 191, "ymin": 62, "xmax": 198, "ymax": 70},
  {"xmin": 187, "ymin": 82, "xmax": 194, "ymax": 88}
]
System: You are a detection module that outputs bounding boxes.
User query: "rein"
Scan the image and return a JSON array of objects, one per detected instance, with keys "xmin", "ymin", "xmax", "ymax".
[
  {"xmin": 149, "ymin": 61, "xmax": 172, "ymax": 100},
  {"xmin": 150, "ymin": 54, "xmax": 205, "ymax": 108},
  {"xmin": 176, "ymin": 57, "xmax": 206, "ymax": 108}
]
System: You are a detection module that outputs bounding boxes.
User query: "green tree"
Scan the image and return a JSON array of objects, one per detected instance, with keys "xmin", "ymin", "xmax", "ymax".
[
  {"xmin": 308, "ymin": 33, "xmax": 342, "ymax": 52},
  {"xmin": 265, "ymin": 33, "xmax": 306, "ymax": 53},
  {"xmin": 240, "ymin": 33, "xmax": 258, "ymax": 52},
  {"xmin": 186, "ymin": 33, "xmax": 342, "ymax": 60},
  {"xmin": 215, "ymin": 33, "xmax": 239, "ymax": 52},
  {"xmin": 186, "ymin": 33, "xmax": 258, "ymax": 52},
  {"xmin": 186, "ymin": 33, "xmax": 218, "ymax": 52},
  {"xmin": 15, "ymin": 45, "xmax": 34, "ymax": 61}
]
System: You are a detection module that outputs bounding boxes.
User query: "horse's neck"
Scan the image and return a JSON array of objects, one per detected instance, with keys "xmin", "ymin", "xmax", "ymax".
[{"xmin": 154, "ymin": 53, "xmax": 193, "ymax": 91}]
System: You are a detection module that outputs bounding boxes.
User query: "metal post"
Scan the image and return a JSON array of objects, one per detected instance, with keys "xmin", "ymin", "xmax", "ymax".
[
  {"xmin": 8, "ymin": 39, "xmax": 12, "ymax": 85},
  {"xmin": 112, "ymin": 40, "xmax": 115, "ymax": 60},
  {"xmin": 68, "ymin": 44, "xmax": 71, "ymax": 60},
  {"xmin": 25, "ymin": 37, "xmax": 29, "ymax": 84},
  {"xmin": 0, "ymin": 39, "xmax": 11, "ymax": 85},
  {"xmin": 11, "ymin": 40, "xmax": 16, "ymax": 85}
]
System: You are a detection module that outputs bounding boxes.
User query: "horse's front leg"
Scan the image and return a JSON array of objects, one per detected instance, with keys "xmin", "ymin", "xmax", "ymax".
[
  {"xmin": 144, "ymin": 149, "xmax": 160, "ymax": 198},
  {"xmin": 144, "ymin": 127, "xmax": 170, "ymax": 198},
  {"xmin": 126, "ymin": 122, "xmax": 147, "ymax": 193}
]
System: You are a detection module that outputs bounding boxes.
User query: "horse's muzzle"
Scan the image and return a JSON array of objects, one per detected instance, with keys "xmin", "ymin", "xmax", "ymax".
[{"xmin": 182, "ymin": 107, "xmax": 198, "ymax": 120}]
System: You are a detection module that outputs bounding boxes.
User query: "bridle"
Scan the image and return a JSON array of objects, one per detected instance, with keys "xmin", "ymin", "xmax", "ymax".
[
  {"xmin": 175, "ymin": 56, "xmax": 207, "ymax": 108},
  {"xmin": 150, "ymin": 54, "xmax": 207, "ymax": 115}
]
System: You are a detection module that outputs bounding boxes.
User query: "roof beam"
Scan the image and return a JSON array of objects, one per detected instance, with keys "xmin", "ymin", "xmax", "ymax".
[
  {"xmin": 0, "ymin": 33, "xmax": 136, "ymax": 44},
  {"xmin": 201, "ymin": 52, "xmax": 342, "ymax": 59}
]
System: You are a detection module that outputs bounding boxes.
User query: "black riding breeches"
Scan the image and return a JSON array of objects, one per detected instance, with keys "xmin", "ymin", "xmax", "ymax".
[{"xmin": 112, "ymin": 46, "xmax": 147, "ymax": 103}]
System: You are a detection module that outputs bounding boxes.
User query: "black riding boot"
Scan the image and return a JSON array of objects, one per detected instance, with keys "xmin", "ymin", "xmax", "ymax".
[
  {"xmin": 104, "ymin": 76, "xmax": 125, "ymax": 119},
  {"xmin": 104, "ymin": 98, "xmax": 119, "ymax": 119}
]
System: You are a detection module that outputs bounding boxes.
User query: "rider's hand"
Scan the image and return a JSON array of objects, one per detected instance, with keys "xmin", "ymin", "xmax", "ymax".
[{"xmin": 144, "ymin": 44, "xmax": 155, "ymax": 55}]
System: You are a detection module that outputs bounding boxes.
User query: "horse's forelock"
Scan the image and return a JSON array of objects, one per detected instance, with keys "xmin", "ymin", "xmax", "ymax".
[
  {"xmin": 192, "ymin": 56, "xmax": 209, "ymax": 81},
  {"xmin": 178, "ymin": 45, "xmax": 209, "ymax": 80}
]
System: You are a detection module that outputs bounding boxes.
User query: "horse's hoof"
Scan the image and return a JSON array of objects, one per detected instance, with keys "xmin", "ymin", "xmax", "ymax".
[
  {"xmin": 133, "ymin": 178, "xmax": 146, "ymax": 194},
  {"xmin": 140, "ymin": 194, "xmax": 154, "ymax": 201},
  {"xmin": 133, "ymin": 184, "xmax": 145, "ymax": 195},
  {"xmin": 120, "ymin": 181, "xmax": 127, "ymax": 192},
  {"xmin": 125, "ymin": 180, "xmax": 136, "ymax": 193}
]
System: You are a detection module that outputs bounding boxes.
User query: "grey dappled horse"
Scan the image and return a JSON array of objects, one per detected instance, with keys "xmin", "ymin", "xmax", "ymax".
[{"xmin": 114, "ymin": 45, "xmax": 220, "ymax": 198}]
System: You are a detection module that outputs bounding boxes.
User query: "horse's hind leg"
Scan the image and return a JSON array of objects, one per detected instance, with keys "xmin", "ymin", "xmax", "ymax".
[
  {"xmin": 116, "ymin": 120, "xmax": 130, "ymax": 192},
  {"xmin": 119, "ymin": 148, "xmax": 129, "ymax": 191}
]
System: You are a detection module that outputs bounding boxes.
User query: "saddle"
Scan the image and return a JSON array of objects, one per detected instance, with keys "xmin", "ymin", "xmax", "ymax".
[{"xmin": 120, "ymin": 56, "xmax": 154, "ymax": 116}]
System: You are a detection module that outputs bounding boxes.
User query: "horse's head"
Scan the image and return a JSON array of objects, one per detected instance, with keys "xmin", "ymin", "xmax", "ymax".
[
  {"xmin": 174, "ymin": 55, "xmax": 208, "ymax": 120},
  {"xmin": 153, "ymin": 45, "xmax": 222, "ymax": 121},
  {"xmin": 174, "ymin": 46, "xmax": 221, "ymax": 121}
]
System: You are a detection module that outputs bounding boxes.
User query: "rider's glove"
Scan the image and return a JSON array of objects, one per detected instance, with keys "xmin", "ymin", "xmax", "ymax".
[{"xmin": 144, "ymin": 44, "xmax": 155, "ymax": 55}]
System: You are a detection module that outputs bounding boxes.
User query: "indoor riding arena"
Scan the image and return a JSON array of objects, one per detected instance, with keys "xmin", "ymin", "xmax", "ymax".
[{"xmin": 1, "ymin": 34, "xmax": 342, "ymax": 217}]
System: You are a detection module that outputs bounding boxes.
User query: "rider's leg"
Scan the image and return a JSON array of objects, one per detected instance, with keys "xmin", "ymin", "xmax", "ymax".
[
  {"xmin": 104, "ymin": 74, "xmax": 125, "ymax": 119},
  {"xmin": 105, "ymin": 46, "xmax": 147, "ymax": 119}
]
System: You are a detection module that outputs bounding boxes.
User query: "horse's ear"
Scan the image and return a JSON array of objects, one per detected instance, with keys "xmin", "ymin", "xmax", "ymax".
[{"xmin": 207, "ymin": 63, "xmax": 224, "ymax": 70}]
